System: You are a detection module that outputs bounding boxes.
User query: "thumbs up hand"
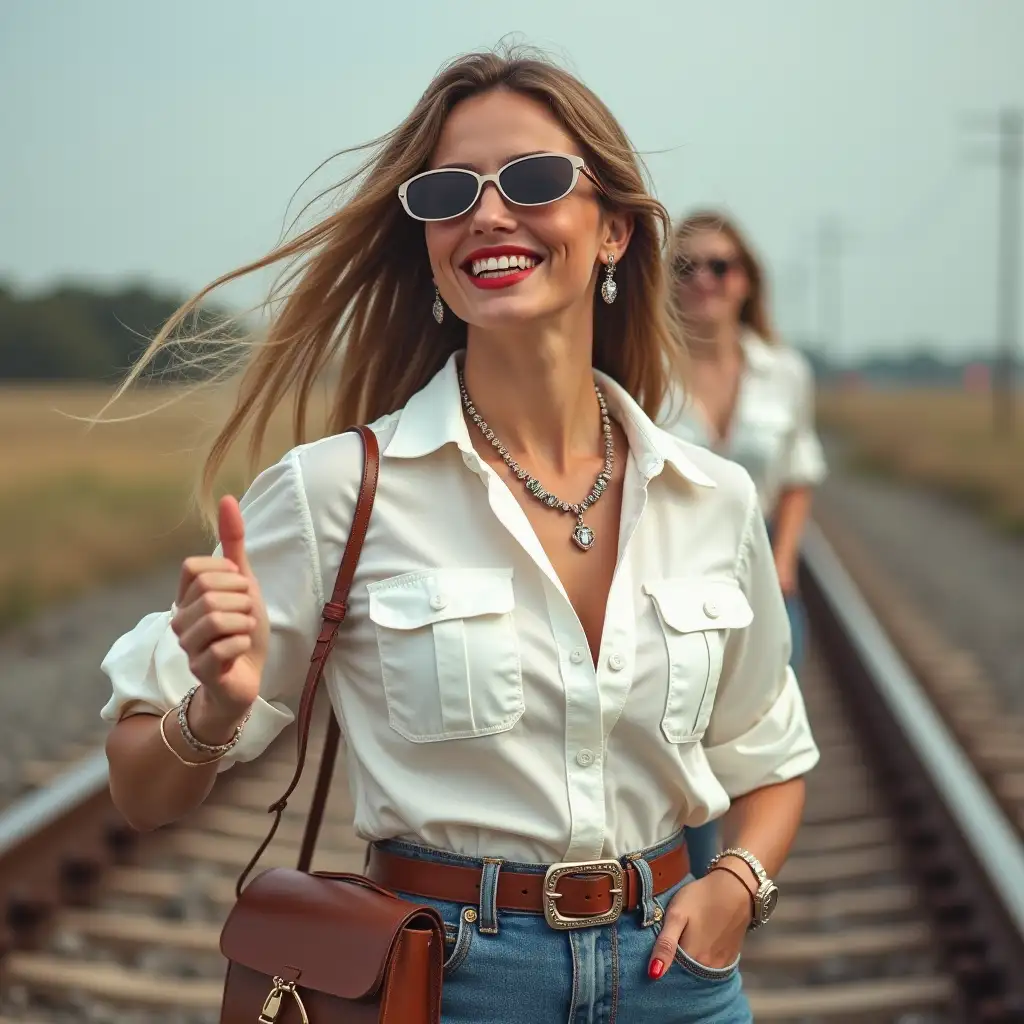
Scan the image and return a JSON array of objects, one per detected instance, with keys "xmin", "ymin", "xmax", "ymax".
[{"xmin": 170, "ymin": 496, "xmax": 271, "ymax": 727}]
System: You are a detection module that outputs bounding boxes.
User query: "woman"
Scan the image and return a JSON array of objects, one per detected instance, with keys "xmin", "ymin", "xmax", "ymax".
[
  {"xmin": 100, "ymin": 49, "xmax": 818, "ymax": 1024},
  {"xmin": 663, "ymin": 211, "xmax": 828, "ymax": 881}
]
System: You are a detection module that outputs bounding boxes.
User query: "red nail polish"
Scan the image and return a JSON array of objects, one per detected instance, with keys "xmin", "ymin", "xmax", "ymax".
[{"xmin": 648, "ymin": 959, "xmax": 664, "ymax": 980}]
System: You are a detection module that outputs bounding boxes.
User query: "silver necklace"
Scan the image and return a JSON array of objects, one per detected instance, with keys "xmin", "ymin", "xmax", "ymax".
[{"xmin": 458, "ymin": 368, "xmax": 614, "ymax": 552}]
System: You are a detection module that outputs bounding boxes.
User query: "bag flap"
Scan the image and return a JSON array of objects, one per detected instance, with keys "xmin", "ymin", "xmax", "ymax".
[{"xmin": 220, "ymin": 867, "xmax": 444, "ymax": 1000}]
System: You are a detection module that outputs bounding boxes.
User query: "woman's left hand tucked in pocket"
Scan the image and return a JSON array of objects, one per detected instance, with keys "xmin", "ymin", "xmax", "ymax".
[{"xmin": 648, "ymin": 868, "xmax": 753, "ymax": 979}]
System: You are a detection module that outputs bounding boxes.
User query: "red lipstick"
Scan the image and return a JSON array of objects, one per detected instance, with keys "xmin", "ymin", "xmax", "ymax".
[{"xmin": 462, "ymin": 245, "xmax": 542, "ymax": 290}]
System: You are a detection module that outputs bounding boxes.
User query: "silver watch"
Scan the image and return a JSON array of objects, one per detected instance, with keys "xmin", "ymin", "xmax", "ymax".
[{"xmin": 708, "ymin": 847, "xmax": 779, "ymax": 928}]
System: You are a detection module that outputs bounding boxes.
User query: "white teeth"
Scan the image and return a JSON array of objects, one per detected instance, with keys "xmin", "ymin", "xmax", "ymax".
[{"xmin": 469, "ymin": 255, "xmax": 538, "ymax": 276}]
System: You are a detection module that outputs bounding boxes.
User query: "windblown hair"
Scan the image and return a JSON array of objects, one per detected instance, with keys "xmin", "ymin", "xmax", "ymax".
[
  {"xmin": 669, "ymin": 210, "xmax": 777, "ymax": 343},
  {"xmin": 109, "ymin": 44, "xmax": 684, "ymax": 524}
]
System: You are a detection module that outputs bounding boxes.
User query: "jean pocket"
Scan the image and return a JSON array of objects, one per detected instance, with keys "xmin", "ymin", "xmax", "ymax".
[
  {"xmin": 672, "ymin": 945, "xmax": 740, "ymax": 983},
  {"xmin": 442, "ymin": 907, "xmax": 476, "ymax": 978},
  {"xmin": 651, "ymin": 889, "xmax": 741, "ymax": 984},
  {"xmin": 395, "ymin": 890, "xmax": 476, "ymax": 979}
]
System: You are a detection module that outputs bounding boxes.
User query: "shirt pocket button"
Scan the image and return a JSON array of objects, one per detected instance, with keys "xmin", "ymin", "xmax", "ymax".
[
  {"xmin": 430, "ymin": 594, "xmax": 449, "ymax": 611},
  {"xmin": 702, "ymin": 600, "xmax": 720, "ymax": 619}
]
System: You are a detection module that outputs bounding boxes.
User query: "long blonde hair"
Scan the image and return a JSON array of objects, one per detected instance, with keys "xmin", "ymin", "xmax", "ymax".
[
  {"xmin": 669, "ymin": 210, "xmax": 777, "ymax": 343},
  {"xmin": 112, "ymin": 45, "xmax": 683, "ymax": 523}
]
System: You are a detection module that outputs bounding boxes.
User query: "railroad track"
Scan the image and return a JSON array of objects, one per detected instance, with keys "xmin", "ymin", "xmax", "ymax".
[{"xmin": 1, "ymin": 525, "xmax": 1022, "ymax": 1023}]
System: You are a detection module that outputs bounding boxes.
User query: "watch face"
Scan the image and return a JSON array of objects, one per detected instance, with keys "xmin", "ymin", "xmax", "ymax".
[{"xmin": 759, "ymin": 884, "xmax": 779, "ymax": 921}]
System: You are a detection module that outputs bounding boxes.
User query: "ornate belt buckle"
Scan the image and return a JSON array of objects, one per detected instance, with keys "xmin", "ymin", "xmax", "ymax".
[{"xmin": 542, "ymin": 859, "xmax": 625, "ymax": 930}]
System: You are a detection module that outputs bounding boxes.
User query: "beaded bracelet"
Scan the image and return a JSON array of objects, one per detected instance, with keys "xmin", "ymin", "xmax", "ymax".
[{"xmin": 176, "ymin": 684, "xmax": 251, "ymax": 756}]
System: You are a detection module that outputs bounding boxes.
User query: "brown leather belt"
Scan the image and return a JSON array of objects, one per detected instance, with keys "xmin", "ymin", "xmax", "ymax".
[{"xmin": 366, "ymin": 842, "xmax": 690, "ymax": 928}]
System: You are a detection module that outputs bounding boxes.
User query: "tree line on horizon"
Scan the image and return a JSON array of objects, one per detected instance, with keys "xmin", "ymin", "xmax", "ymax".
[
  {"xmin": 0, "ymin": 281, "xmax": 232, "ymax": 382},
  {"xmin": 0, "ymin": 280, "xmax": 998, "ymax": 385}
]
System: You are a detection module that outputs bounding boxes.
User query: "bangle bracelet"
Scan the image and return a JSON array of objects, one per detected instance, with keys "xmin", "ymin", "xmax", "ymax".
[
  {"xmin": 159, "ymin": 708, "xmax": 227, "ymax": 768},
  {"xmin": 709, "ymin": 864, "xmax": 756, "ymax": 924}
]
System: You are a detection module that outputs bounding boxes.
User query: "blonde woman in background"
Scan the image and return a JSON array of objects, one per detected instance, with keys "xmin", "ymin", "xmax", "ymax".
[
  {"xmin": 99, "ymin": 52, "xmax": 818, "ymax": 1024},
  {"xmin": 663, "ymin": 210, "xmax": 827, "ymax": 881}
]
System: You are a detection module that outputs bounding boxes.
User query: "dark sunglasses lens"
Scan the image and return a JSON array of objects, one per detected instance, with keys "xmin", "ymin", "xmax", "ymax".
[
  {"xmin": 406, "ymin": 170, "xmax": 479, "ymax": 220},
  {"xmin": 709, "ymin": 259, "xmax": 731, "ymax": 278},
  {"xmin": 499, "ymin": 155, "xmax": 575, "ymax": 205}
]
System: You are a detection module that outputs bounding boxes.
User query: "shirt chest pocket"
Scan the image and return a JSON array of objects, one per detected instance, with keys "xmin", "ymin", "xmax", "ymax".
[
  {"xmin": 733, "ymin": 412, "xmax": 794, "ymax": 470},
  {"xmin": 367, "ymin": 568, "xmax": 524, "ymax": 743},
  {"xmin": 643, "ymin": 579, "xmax": 754, "ymax": 743}
]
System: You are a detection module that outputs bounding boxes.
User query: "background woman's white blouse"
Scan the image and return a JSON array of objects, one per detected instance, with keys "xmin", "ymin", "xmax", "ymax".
[
  {"xmin": 100, "ymin": 353, "xmax": 819, "ymax": 864},
  {"xmin": 660, "ymin": 332, "xmax": 828, "ymax": 515}
]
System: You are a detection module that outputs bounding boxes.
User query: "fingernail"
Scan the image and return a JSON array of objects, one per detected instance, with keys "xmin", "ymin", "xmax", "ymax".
[{"xmin": 648, "ymin": 959, "xmax": 664, "ymax": 980}]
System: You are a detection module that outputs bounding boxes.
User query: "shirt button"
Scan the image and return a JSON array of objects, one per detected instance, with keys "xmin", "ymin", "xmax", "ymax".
[
  {"xmin": 703, "ymin": 600, "xmax": 719, "ymax": 619},
  {"xmin": 569, "ymin": 648, "xmax": 587, "ymax": 664},
  {"xmin": 608, "ymin": 653, "xmax": 625, "ymax": 672},
  {"xmin": 430, "ymin": 595, "xmax": 449, "ymax": 611},
  {"xmin": 576, "ymin": 749, "xmax": 596, "ymax": 768}
]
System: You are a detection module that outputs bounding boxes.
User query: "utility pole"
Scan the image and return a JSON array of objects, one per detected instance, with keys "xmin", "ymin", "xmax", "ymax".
[
  {"xmin": 816, "ymin": 219, "xmax": 843, "ymax": 371},
  {"xmin": 994, "ymin": 109, "xmax": 1023, "ymax": 434},
  {"xmin": 778, "ymin": 260, "xmax": 811, "ymax": 346}
]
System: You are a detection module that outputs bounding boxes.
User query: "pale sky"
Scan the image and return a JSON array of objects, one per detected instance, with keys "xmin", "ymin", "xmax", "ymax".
[{"xmin": 2, "ymin": 0, "xmax": 1022, "ymax": 361}]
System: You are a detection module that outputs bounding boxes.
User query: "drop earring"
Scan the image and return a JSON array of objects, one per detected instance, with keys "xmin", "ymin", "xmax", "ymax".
[
  {"xmin": 601, "ymin": 254, "xmax": 618, "ymax": 304},
  {"xmin": 432, "ymin": 284, "xmax": 444, "ymax": 324}
]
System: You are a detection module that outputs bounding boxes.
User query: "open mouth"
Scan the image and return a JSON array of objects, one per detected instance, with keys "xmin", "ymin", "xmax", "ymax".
[{"xmin": 461, "ymin": 247, "xmax": 543, "ymax": 290}]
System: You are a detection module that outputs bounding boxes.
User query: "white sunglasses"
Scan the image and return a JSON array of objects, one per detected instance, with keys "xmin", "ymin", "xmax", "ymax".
[{"xmin": 397, "ymin": 153, "xmax": 598, "ymax": 222}]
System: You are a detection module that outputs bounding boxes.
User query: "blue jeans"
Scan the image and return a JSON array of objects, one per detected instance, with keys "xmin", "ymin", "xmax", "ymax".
[
  {"xmin": 685, "ymin": 592, "xmax": 805, "ymax": 877},
  {"xmin": 383, "ymin": 831, "xmax": 752, "ymax": 1023}
]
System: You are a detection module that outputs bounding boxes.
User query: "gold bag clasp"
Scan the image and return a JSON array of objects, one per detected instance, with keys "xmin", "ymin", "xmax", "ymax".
[{"xmin": 259, "ymin": 977, "xmax": 309, "ymax": 1024}]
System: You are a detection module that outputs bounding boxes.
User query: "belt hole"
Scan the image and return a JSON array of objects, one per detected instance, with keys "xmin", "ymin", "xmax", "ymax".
[{"xmin": 521, "ymin": 888, "xmax": 529, "ymax": 895}]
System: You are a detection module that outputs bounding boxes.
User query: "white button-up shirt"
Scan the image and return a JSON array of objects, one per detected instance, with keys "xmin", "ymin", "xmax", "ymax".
[
  {"xmin": 660, "ymin": 332, "xmax": 828, "ymax": 515},
  {"xmin": 100, "ymin": 352, "xmax": 819, "ymax": 863}
]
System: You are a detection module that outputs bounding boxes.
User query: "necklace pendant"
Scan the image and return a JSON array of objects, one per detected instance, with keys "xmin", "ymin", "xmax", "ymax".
[{"xmin": 572, "ymin": 521, "xmax": 596, "ymax": 551}]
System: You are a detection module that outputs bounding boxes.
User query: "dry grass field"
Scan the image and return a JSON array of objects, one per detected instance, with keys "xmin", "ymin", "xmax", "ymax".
[
  {"xmin": 817, "ymin": 387, "xmax": 1024, "ymax": 533},
  {"xmin": 3, "ymin": 383, "xmax": 1020, "ymax": 629},
  {"xmin": 0, "ymin": 383, "xmax": 302, "ymax": 628}
]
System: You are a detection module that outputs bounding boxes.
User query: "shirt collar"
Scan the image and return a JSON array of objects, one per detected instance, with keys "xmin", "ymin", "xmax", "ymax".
[
  {"xmin": 384, "ymin": 350, "xmax": 716, "ymax": 489},
  {"xmin": 382, "ymin": 352, "xmax": 476, "ymax": 460},
  {"xmin": 593, "ymin": 369, "xmax": 716, "ymax": 487},
  {"xmin": 740, "ymin": 329, "xmax": 775, "ymax": 375}
]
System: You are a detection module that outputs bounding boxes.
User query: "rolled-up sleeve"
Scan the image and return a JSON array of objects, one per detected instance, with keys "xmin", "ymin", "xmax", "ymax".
[
  {"xmin": 99, "ymin": 448, "xmax": 324, "ymax": 771},
  {"xmin": 781, "ymin": 355, "xmax": 828, "ymax": 488},
  {"xmin": 703, "ymin": 483, "xmax": 820, "ymax": 796}
]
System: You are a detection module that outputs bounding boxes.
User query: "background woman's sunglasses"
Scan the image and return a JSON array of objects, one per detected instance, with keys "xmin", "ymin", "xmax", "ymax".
[
  {"xmin": 674, "ymin": 257, "xmax": 737, "ymax": 280},
  {"xmin": 398, "ymin": 153, "xmax": 597, "ymax": 222}
]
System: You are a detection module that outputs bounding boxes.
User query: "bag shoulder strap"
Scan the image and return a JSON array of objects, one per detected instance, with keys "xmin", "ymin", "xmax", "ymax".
[{"xmin": 235, "ymin": 424, "xmax": 381, "ymax": 896}]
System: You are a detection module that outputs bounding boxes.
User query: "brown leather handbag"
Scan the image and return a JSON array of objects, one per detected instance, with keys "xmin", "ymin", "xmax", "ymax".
[{"xmin": 218, "ymin": 425, "xmax": 446, "ymax": 1023}]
